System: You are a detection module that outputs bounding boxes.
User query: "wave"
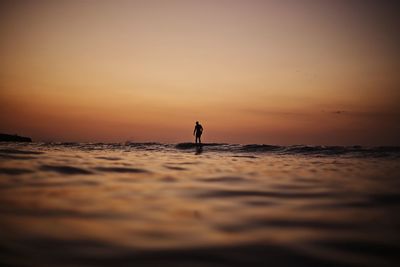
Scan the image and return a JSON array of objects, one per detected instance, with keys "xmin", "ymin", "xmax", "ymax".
[
  {"xmin": 175, "ymin": 142, "xmax": 228, "ymax": 149},
  {"xmin": 0, "ymin": 148, "xmax": 44, "ymax": 155},
  {"xmin": 173, "ymin": 143, "xmax": 400, "ymax": 157},
  {"xmin": 6, "ymin": 142, "xmax": 399, "ymax": 157},
  {"xmin": 239, "ymin": 144, "xmax": 282, "ymax": 152}
]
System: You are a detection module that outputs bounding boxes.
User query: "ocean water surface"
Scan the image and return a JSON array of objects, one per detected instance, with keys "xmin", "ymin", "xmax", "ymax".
[{"xmin": 0, "ymin": 142, "xmax": 400, "ymax": 267}]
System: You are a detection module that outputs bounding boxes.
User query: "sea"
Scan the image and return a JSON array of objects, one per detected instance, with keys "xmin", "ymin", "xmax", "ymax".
[{"xmin": 0, "ymin": 142, "xmax": 400, "ymax": 267}]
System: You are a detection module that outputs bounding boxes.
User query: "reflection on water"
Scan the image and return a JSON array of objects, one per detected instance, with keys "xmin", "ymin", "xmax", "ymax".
[{"xmin": 0, "ymin": 143, "xmax": 400, "ymax": 267}]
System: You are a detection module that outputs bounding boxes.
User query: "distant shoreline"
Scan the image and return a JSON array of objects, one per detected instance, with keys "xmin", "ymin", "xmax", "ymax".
[{"xmin": 0, "ymin": 133, "xmax": 32, "ymax": 142}]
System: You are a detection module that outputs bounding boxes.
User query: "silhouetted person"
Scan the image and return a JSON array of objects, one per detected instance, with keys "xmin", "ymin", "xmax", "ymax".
[{"xmin": 193, "ymin": 121, "xmax": 203, "ymax": 145}]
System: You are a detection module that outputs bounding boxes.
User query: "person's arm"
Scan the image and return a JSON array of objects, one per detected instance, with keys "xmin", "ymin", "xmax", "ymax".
[{"xmin": 193, "ymin": 126, "xmax": 196, "ymax": 135}]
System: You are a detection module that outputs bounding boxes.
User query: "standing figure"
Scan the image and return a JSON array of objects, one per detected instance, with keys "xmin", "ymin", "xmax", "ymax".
[{"xmin": 193, "ymin": 121, "xmax": 203, "ymax": 145}]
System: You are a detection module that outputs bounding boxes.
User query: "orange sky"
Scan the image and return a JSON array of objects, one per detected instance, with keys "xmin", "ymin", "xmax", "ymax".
[{"xmin": 1, "ymin": 0, "xmax": 399, "ymax": 145}]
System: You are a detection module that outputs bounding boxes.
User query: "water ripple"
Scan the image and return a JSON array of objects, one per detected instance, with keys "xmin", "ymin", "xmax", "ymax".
[
  {"xmin": 0, "ymin": 168, "xmax": 33, "ymax": 175},
  {"xmin": 40, "ymin": 165, "xmax": 93, "ymax": 175},
  {"xmin": 0, "ymin": 149, "xmax": 44, "ymax": 155},
  {"xmin": 194, "ymin": 189, "xmax": 341, "ymax": 199},
  {"xmin": 95, "ymin": 166, "xmax": 149, "ymax": 173}
]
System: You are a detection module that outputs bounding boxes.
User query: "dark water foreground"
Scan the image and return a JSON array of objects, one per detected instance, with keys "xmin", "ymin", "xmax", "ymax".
[{"xmin": 0, "ymin": 143, "xmax": 400, "ymax": 267}]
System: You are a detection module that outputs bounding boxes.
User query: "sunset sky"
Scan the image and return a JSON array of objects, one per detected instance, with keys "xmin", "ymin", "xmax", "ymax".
[{"xmin": 1, "ymin": 0, "xmax": 399, "ymax": 145}]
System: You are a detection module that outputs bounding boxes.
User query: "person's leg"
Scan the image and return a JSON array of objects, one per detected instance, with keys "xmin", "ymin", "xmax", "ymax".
[
  {"xmin": 199, "ymin": 135, "xmax": 201, "ymax": 144},
  {"xmin": 195, "ymin": 136, "xmax": 198, "ymax": 144}
]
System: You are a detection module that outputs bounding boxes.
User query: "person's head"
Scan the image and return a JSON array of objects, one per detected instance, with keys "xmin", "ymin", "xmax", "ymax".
[{"xmin": 196, "ymin": 121, "xmax": 199, "ymax": 125}]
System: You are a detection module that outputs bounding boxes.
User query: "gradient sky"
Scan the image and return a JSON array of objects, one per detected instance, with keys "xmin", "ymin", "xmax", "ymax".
[{"xmin": 1, "ymin": 0, "xmax": 399, "ymax": 145}]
